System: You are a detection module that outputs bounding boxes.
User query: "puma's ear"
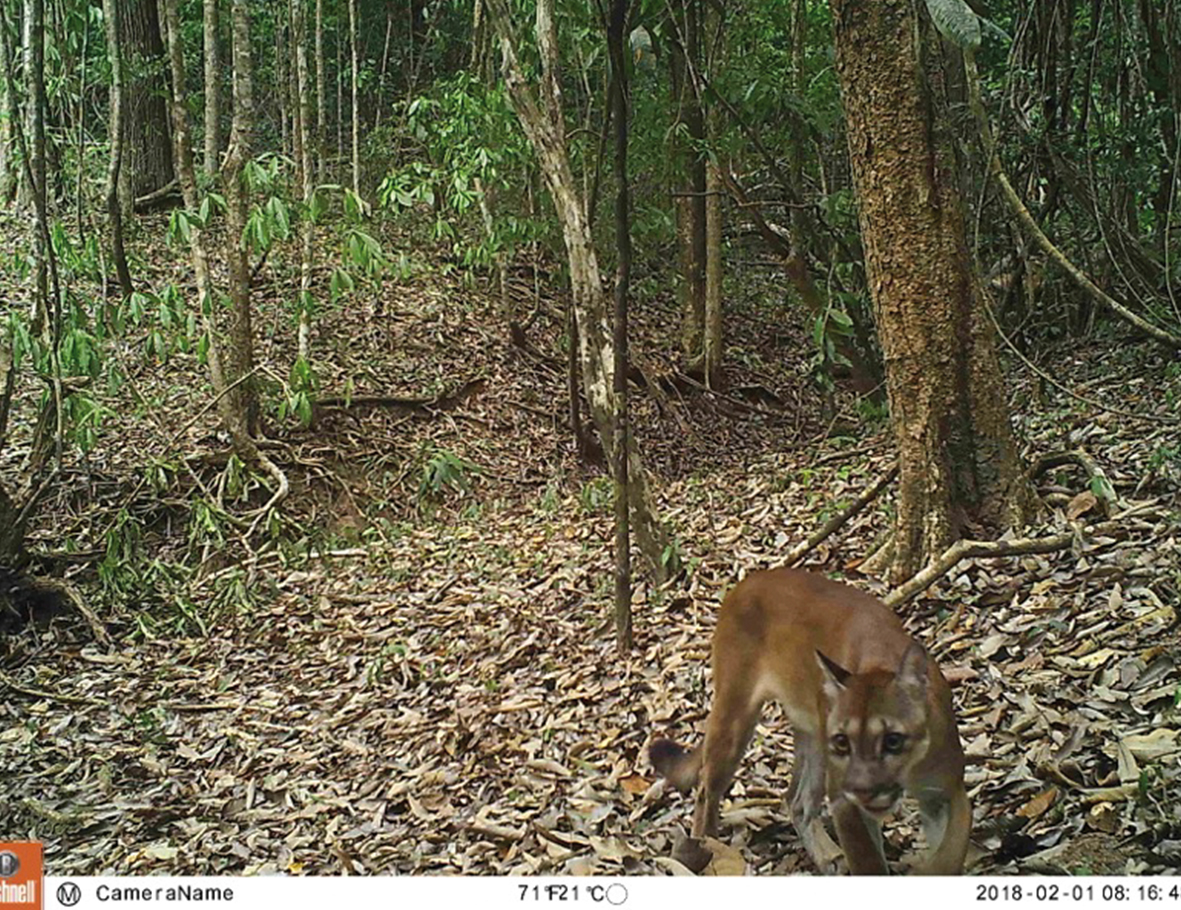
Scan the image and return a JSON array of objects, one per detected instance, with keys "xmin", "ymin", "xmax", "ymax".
[
  {"xmin": 816, "ymin": 650, "xmax": 851, "ymax": 695},
  {"xmin": 897, "ymin": 642, "xmax": 929, "ymax": 694}
]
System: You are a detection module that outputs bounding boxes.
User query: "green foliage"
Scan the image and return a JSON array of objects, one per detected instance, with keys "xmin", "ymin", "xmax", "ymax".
[
  {"xmin": 279, "ymin": 356, "xmax": 318, "ymax": 428},
  {"xmin": 378, "ymin": 73, "xmax": 542, "ymax": 268},
  {"xmin": 578, "ymin": 476, "xmax": 613, "ymax": 514},
  {"xmin": 924, "ymin": 0, "xmax": 982, "ymax": 50},
  {"xmin": 417, "ymin": 445, "xmax": 481, "ymax": 505},
  {"xmin": 810, "ymin": 296, "xmax": 855, "ymax": 392}
]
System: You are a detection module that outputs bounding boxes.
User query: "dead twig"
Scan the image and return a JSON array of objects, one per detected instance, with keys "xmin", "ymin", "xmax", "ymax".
[
  {"xmin": 782, "ymin": 463, "xmax": 898, "ymax": 567},
  {"xmin": 0, "ymin": 670, "xmax": 103, "ymax": 706},
  {"xmin": 884, "ymin": 531, "xmax": 1077, "ymax": 608}
]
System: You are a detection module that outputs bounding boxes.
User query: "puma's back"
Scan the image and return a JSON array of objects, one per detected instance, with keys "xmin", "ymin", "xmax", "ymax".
[{"xmin": 650, "ymin": 569, "xmax": 970, "ymax": 875}]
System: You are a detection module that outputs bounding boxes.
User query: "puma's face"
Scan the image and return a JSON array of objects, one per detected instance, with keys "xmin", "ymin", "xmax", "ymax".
[{"xmin": 817, "ymin": 646, "xmax": 932, "ymax": 817}]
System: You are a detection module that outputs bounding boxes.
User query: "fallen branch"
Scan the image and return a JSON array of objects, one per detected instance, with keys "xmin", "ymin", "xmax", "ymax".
[
  {"xmin": 884, "ymin": 531, "xmax": 1076, "ymax": 608},
  {"xmin": 133, "ymin": 178, "xmax": 181, "ymax": 212},
  {"xmin": 782, "ymin": 463, "xmax": 898, "ymax": 567}
]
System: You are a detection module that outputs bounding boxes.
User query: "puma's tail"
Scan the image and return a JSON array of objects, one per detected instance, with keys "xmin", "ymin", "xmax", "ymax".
[{"xmin": 648, "ymin": 738, "xmax": 702, "ymax": 792}]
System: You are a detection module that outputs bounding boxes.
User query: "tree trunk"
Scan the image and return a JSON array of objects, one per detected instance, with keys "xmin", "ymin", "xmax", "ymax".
[
  {"xmin": 23, "ymin": 0, "xmax": 47, "ymax": 332},
  {"xmin": 315, "ymin": 0, "xmax": 325, "ymax": 182},
  {"xmin": 607, "ymin": 0, "xmax": 632, "ymax": 650},
  {"xmin": 0, "ymin": 19, "xmax": 15, "ymax": 205},
  {"xmin": 375, "ymin": 0, "xmax": 393, "ymax": 132},
  {"xmin": 292, "ymin": 0, "xmax": 314, "ymax": 361},
  {"xmin": 102, "ymin": 0, "xmax": 133, "ymax": 300},
  {"xmin": 669, "ymin": 0, "xmax": 707, "ymax": 371},
  {"xmin": 349, "ymin": 0, "xmax": 360, "ymax": 197},
  {"xmin": 222, "ymin": 0, "xmax": 259, "ymax": 438},
  {"xmin": 162, "ymin": 0, "xmax": 248, "ymax": 450},
  {"xmin": 288, "ymin": 0, "xmax": 303, "ymax": 193},
  {"xmin": 336, "ymin": 21, "xmax": 344, "ymax": 163},
  {"xmin": 830, "ymin": 0, "xmax": 1034, "ymax": 582},
  {"xmin": 276, "ymin": 13, "xmax": 288, "ymax": 161},
  {"xmin": 203, "ymin": 0, "xmax": 220, "ymax": 175},
  {"xmin": 118, "ymin": 0, "xmax": 173, "ymax": 199},
  {"xmin": 703, "ymin": 161, "xmax": 723, "ymax": 388},
  {"xmin": 701, "ymin": 0, "xmax": 724, "ymax": 388},
  {"xmin": 489, "ymin": 0, "xmax": 674, "ymax": 584}
]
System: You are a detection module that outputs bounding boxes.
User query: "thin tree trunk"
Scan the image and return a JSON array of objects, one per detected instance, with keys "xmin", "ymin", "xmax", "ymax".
[
  {"xmin": 223, "ymin": 0, "xmax": 259, "ymax": 437},
  {"xmin": 315, "ymin": 0, "xmax": 325, "ymax": 182},
  {"xmin": 161, "ymin": 0, "xmax": 242, "ymax": 446},
  {"xmin": 703, "ymin": 162, "xmax": 722, "ymax": 387},
  {"xmin": 292, "ymin": 0, "xmax": 314, "ymax": 361},
  {"xmin": 74, "ymin": 14, "xmax": 89, "ymax": 234},
  {"xmin": 23, "ymin": 0, "xmax": 47, "ymax": 332},
  {"xmin": 289, "ymin": 0, "xmax": 303, "ymax": 193},
  {"xmin": 608, "ymin": 0, "xmax": 633, "ymax": 649},
  {"xmin": 0, "ymin": 21, "xmax": 15, "ymax": 204},
  {"xmin": 349, "ymin": 0, "xmax": 360, "ymax": 197},
  {"xmin": 336, "ymin": 22, "xmax": 343, "ymax": 164},
  {"xmin": 375, "ymin": 0, "xmax": 393, "ymax": 132},
  {"xmin": 669, "ymin": 0, "xmax": 706, "ymax": 371},
  {"xmin": 165, "ymin": 0, "xmax": 288, "ymax": 518},
  {"xmin": 203, "ymin": 0, "xmax": 220, "ymax": 175},
  {"xmin": 277, "ymin": 14, "xmax": 288, "ymax": 160},
  {"xmin": 489, "ymin": 0, "xmax": 673, "ymax": 583},
  {"xmin": 102, "ymin": 0, "xmax": 133, "ymax": 300}
]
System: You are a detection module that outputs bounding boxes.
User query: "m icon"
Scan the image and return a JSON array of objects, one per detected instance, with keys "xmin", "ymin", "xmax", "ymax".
[
  {"xmin": 57, "ymin": 881, "xmax": 82, "ymax": 907},
  {"xmin": 0, "ymin": 850, "xmax": 19, "ymax": 877}
]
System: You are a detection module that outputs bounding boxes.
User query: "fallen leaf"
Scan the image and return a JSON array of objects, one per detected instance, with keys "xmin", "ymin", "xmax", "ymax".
[{"xmin": 1016, "ymin": 787, "xmax": 1058, "ymax": 819}]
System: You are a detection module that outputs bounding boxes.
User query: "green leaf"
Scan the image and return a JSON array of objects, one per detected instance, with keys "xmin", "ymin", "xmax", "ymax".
[{"xmin": 924, "ymin": 0, "xmax": 981, "ymax": 50}]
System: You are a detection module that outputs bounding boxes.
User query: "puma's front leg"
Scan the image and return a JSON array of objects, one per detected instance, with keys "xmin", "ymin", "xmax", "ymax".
[
  {"xmin": 788, "ymin": 732, "xmax": 842, "ymax": 874},
  {"xmin": 917, "ymin": 784, "xmax": 971, "ymax": 875},
  {"xmin": 831, "ymin": 797, "xmax": 888, "ymax": 875}
]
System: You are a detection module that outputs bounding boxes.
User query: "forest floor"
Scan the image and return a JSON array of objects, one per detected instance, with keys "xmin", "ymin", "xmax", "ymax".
[{"xmin": 2, "ymin": 213, "xmax": 1180, "ymax": 876}]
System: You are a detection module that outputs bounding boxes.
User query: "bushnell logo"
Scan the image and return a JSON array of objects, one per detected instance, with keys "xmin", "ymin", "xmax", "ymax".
[{"xmin": 0, "ymin": 850, "xmax": 19, "ymax": 877}]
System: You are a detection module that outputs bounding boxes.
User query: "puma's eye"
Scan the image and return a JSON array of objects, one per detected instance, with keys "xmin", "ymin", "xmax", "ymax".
[
  {"xmin": 830, "ymin": 734, "xmax": 851, "ymax": 756},
  {"xmin": 882, "ymin": 732, "xmax": 907, "ymax": 754}
]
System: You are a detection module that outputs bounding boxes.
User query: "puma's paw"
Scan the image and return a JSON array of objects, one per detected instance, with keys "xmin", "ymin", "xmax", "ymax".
[
  {"xmin": 672, "ymin": 836, "xmax": 714, "ymax": 874},
  {"xmin": 801, "ymin": 819, "xmax": 844, "ymax": 875}
]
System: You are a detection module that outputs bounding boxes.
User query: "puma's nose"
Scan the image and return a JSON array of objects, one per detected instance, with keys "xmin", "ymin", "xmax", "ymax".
[{"xmin": 847, "ymin": 786, "xmax": 899, "ymax": 811}]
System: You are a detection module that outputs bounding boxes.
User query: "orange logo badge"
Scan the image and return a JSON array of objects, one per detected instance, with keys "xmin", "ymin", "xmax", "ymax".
[{"xmin": 0, "ymin": 842, "xmax": 42, "ymax": 910}]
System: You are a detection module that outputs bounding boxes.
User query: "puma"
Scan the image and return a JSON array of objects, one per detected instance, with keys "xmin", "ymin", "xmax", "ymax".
[{"xmin": 649, "ymin": 568, "xmax": 970, "ymax": 875}]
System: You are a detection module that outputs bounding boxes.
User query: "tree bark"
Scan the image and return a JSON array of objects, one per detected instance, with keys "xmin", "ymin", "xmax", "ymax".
[
  {"xmin": 668, "ymin": 0, "xmax": 707, "ymax": 371},
  {"xmin": 161, "ymin": 0, "xmax": 256, "ymax": 455},
  {"xmin": 276, "ymin": 12, "xmax": 289, "ymax": 160},
  {"xmin": 102, "ymin": 0, "xmax": 133, "ymax": 300},
  {"xmin": 315, "ymin": 0, "xmax": 325, "ymax": 182},
  {"xmin": 0, "ymin": 19, "xmax": 15, "ymax": 204},
  {"xmin": 489, "ymin": 0, "xmax": 674, "ymax": 583},
  {"xmin": 703, "ymin": 161, "xmax": 722, "ymax": 387},
  {"xmin": 292, "ymin": 0, "xmax": 314, "ymax": 361},
  {"xmin": 830, "ymin": 0, "xmax": 1034, "ymax": 582},
  {"xmin": 118, "ymin": 0, "xmax": 173, "ymax": 199},
  {"xmin": 222, "ymin": 0, "xmax": 259, "ymax": 438},
  {"xmin": 203, "ymin": 0, "xmax": 220, "ymax": 175},
  {"xmin": 22, "ymin": 0, "xmax": 47, "ymax": 332},
  {"xmin": 607, "ymin": 0, "xmax": 632, "ymax": 650},
  {"xmin": 349, "ymin": 0, "xmax": 360, "ymax": 197}
]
